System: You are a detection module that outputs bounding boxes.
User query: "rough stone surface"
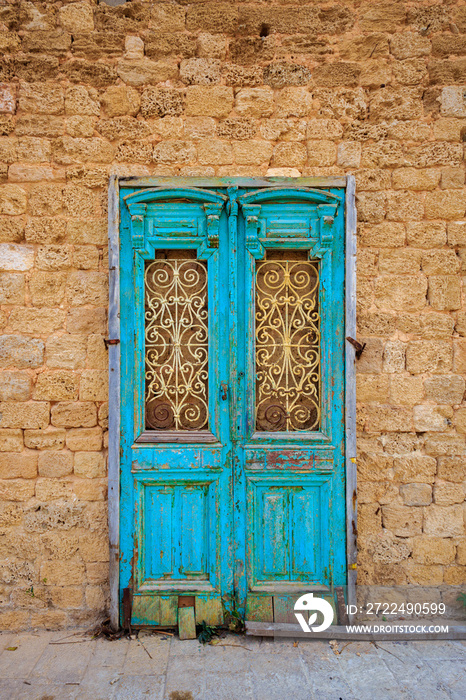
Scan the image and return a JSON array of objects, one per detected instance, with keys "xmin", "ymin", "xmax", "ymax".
[{"xmin": 0, "ymin": 0, "xmax": 463, "ymax": 629}]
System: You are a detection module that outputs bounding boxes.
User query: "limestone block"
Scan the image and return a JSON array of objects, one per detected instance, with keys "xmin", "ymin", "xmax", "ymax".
[
  {"xmin": 393, "ymin": 456, "xmax": 436, "ymax": 484},
  {"xmin": 73, "ymin": 478, "xmax": 107, "ymax": 501},
  {"xmin": 0, "ymin": 453, "xmax": 37, "ymax": 479},
  {"xmin": 369, "ymin": 87, "xmax": 422, "ymax": 121},
  {"xmin": 423, "ymin": 504, "xmax": 464, "ymax": 537},
  {"xmin": 0, "ymin": 401, "xmax": 49, "ymax": 429},
  {"xmin": 33, "ymin": 372, "xmax": 79, "ymax": 402},
  {"xmin": 440, "ymin": 86, "xmax": 466, "ymax": 117},
  {"xmin": 40, "ymin": 560, "xmax": 85, "ymax": 586},
  {"xmin": 184, "ymin": 86, "xmax": 233, "ymax": 118},
  {"xmin": 441, "ymin": 167, "xmax": 464, "ymax": 189},
  {"xmin": 74, "ymin": 452, "xmax": 106, "ymax": 479},
  {"xmin": 85, "ymin": 585, "xmax": 106, "ymax": 611},
  {"xmin": 116, "ymin": 58, "xmax": 178, "ymax": 87},
  {"xmin": 24, "ymin": 429, "xmax": 65, "ymax": 451},
  {"xmin": 306, "ymin": 141, "xmax": 336, "ymax": 167},
  {"xmin": 153, "ymin": 141, "xmax": 196, "ymax": 165},
  {"xmin": 53, "ymin": 136, "xmax": 114, "ymax": 166},
  {"xmin": 406, "ymin": 222, "xmax": 446, "ymax": 248},
  {"xmin": 0, "ymin": 185, "xmax": 27, "ymax": 216},
  {"xmin": 275, "ymin": 88, "xmax": 312, "ymax": 119},
  {"xmin": 24, "ymin": 218, "xmax": 66, "ymax": 245},
  {"xmin": 383, "ymin": 506, "xmax": 423, "ymax": 537},
  {"xmin": 66, "ymin": 428, "xmax": 102, "ymax": 452},
  {"xmin": 392, "ymin": 168, "xmax": 440, "ymax": 191},
  {"xmin": 65, "ymin": 86, "xmax": 100, "ymax": 117},
  {"xmin": 51, "ymin": 402, "xmax": 97, "ymax": 428},
  {"xmin": 359, "ymin": 222, "xmax": 405, "ymax": 248},
  {"xmin": 428, "ymin": 276, "xmax": 461, "ymax": 311},
  {"xmin": 73, "ymin": 246, "xmax": 99, "ymax": 271},
  {"xmin": 356, "ymin": 374, "xmax": 390, "ymax": 403},
  {"xmin": 180, "ymin": 58, "xmax": 221, "ymax": 85},
  {"xmin": 0, "ymin": 479, "xmax": 35, "ymax": 502},
  {"xmin": 101, "ymin": 86, "xmax": 140, "ymax": 118},
  {"xmin": 272, "ymin": 142, "xmax": 307, "ymax": 168},
  {"xmin": 413, "ymin": 405, "xmax": 453, "ymax": 432},
  {"xmin": 79, "ymin": 533, "xmax": 109, "ymax": 563},
  {"xmin": 424, "ymin": 375, "xmax": 465, "ymax": 404},
  {"xmin": 59, "ymin": 2, "xmax": 94, "ymax": 33},
  {"xmin": 437, "ymin": 457, "xmax": 465, "ymax": 484},
  {"xmin": 9, "ymin": 309, "xmax": 65, "ymax": 336},
  {"xmin": 379, "ymin": 249, "xmax": 422, "ymax": 276},
  {"xmin": 86, "ymin": 562, "xmax": 109, "ymax": 585},
  {"xmin": 390, "ymin": 376, "xmax": 424, "ymax": 407},
  {"xmin": 386, "ymin": 191, "xmax": 424, "ymax": 222},
  {"xmin": 0, "ymin": 370, "xmax": 31, "ymax": 402},
  {"xmin": 45, "ymin": 336, "xmax": 87, "ymax": 371},
  {"xmin": 374, "ymin": 275, "xmax": 427, "ymax": 312},
  {"xmin": 407, "ymin": 143, "xmax": 463, "ymax": 168},
  {"xmin": 51, "ymin": 587, "xmax": 83, "ymax": 609},
  {"xmin": 0, "ymin": 84, "xmax": 16, "ymax": 115},
  {"xmin": 17, "ymin": 136, "xmax": 52, "ymax": 163},
  {"xmin": 364, "ymin": 404, "xmax": 413, "ymax": 433},
  {"xmin": 66, "ymin": 271, "xmax": 108, "ymax": 306},
  {"xmin": 412, "ymin": 537, "xmax": 456, "ymax": 565},
  {"xmin": 458, "ymin": 542, "xmax": 466, "ymax": 566},
  {"xmin": 404, "ymin": 562, "xmax": 443, "ymax": 586},
  {"xmin": 38, "ymin": 451, "xmax": 73, "ymax": 478},
  {"xmin": 235, "ymin": 88, "xmax": 274, "ymax": 118},
  {"xmin": 354, "ymin": 169, "xmax": 391, "ymax": 192},
  {"xmin": 79, "ymin": 371, "xmax": 108, "ymax": 402},
  {"xmin": 425, "ymin": 190, "xmax": 466, "ymax": 220},
  {"xmin": 29, "ymin": 271, "xmax": 66, "ymax": 307},
  {"xmin": 18, "ymin": 83, "xmax": 64, "ymax": 115},
  {"xmin": 433, "ymin": 481, "xmax": 465, "ymax": 506},
  {"xmin": 337, "ymin": 142, "xmax": 361, "ymax": 168},
  {"xmin": 406, "ymin": 341, "xmax": 453, "ymax": 374},
  {"xmin": 454, "ymin": 407, "xmax": 466, "ymax": 435},
  {"xmin": 433, "ymin": 118, "xmax": 466, "ymax": 142},
  {"xmin": 453, "ymin": 340, "xmax": 466, "ymax": 374},
  {"xmin": 355, "ymin": 339, "xmax": 383, "ymax": 374},
  {"xmin": 425, "ymin": 433, "xmax": 465, "ymax": 456},
  {"xmin": 422, "ymin": 250, "xmax": 461, "ymax": 276},
  {"xmin": 383, "ymin": 340, "xmax": 406, "ymax": 373},
  {"xmin": 65, "ymin": 116, "xmax": 96, "ymax": 139},
  {"xmin": 233, "ymin": 141, "xmax": 272, "ymax": 165},
  {"xmin": 0, "ymin": 336, "xmax": 44, "ymax": 369},
  {"xmin": 390, "ymin": 33, "xmax": 431, "ymax": 60},
  {"xmin": 150, "ymin": 2, "xmax": 185, "ymax": 32},
  {"xmin": 66, "ymin": 309, "xmax": 107, "ymax": 335},
  {"xmin": 400, "ymin": 483, "xmax": 432, "ymax": 506},
  {"xmin": 443, "ymin": 566, "xmax": 466, "ymax": 585},
  {"xmin": 197, "ymin": 33, "xmax": 227, "ymax": 60},
  {"xmin": 0, "ymin": 217, "xmax": 24, "ymax": 244},
  {"xmin": 67, "ymin": 220, "xmax": 107, "ymax": 246},
  {"xmin": 36, "ymin": 246, "xmax": 71, "ymax": 272},
  {"xmin": 0, "ymin": 429, "xmax": 23, "ymax": 453}
]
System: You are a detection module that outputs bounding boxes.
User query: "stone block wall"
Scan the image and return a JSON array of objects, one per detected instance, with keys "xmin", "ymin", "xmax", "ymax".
[{"xmin": 0, "ymin": 0, "xmax": 465, "ymax": 629}]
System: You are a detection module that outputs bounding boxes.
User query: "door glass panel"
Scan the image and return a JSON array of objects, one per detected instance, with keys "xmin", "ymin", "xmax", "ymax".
[
  {"xmin": 255, "ymin": 250, "xmax": 320, "ymax": 432},
  {"xmin": 144, "ymin": 250, "xmax": 209, "ymax": 431}
]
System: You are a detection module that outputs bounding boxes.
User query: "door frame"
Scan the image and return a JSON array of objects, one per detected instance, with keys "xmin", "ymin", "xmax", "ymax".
[{"xmin": 107, "ymin": 175, "xmax": 357, "ymax": 629}]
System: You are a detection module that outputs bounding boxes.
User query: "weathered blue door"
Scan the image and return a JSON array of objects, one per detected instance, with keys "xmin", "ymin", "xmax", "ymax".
[{"xmin": 119, "ymin": 183, "xmax": 346, "ymax": 627}]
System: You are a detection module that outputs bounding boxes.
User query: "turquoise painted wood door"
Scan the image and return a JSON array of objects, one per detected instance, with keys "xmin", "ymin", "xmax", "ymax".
[{"xmin": 118, "ymin": 184, "xmax": 346, "ymax": 627}]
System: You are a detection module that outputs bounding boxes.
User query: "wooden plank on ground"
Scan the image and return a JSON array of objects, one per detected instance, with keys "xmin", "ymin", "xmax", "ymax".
[{"xmin": 178, "ymin": 606, "xmax": 197, "ymax": 640}]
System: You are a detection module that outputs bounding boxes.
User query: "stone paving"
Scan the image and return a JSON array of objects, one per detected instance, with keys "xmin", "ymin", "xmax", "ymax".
[{"xmin": 0, "ymin": 630, "xmax": 464, "ymax": 699}]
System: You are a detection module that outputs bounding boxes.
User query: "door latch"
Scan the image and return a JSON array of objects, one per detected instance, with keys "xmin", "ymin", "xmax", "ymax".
[{"xmin": 220, "ymin": 382, "xmax": 228, "ymax": 401}]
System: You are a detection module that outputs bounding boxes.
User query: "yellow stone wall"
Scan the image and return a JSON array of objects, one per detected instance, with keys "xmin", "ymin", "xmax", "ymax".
[{"xmin": 0, "ymin": 0, "xmax": 465, "ymax": 629}]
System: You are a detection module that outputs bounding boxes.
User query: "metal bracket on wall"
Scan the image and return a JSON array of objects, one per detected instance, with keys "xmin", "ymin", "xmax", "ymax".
[{"xmin": 346, "ymin": 336, "xmax": 366, "ymax": 359}]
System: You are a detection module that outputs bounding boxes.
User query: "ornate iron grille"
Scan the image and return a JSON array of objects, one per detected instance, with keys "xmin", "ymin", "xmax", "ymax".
[
  {"xmin": 255, "ymin": 252, "xmax": 320, "ymax": 432},
  {"xmin": 144, "ymin": 251, "xmax": 209, "ymax": 431}
]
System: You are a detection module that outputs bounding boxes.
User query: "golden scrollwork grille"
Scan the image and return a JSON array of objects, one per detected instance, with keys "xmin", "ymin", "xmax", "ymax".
[
  {"xmin": 255, "ymin": 251, "xmax": 320, "ymax": 432},
  {"xmin": 144, "ymin": 250, "xmax": 209, "ymax": 431}
]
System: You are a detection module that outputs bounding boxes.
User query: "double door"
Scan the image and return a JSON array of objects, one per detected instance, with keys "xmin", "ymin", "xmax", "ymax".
[{"xmin": 119, "ymin": 183, "xmax": 346, "ymax": 627}]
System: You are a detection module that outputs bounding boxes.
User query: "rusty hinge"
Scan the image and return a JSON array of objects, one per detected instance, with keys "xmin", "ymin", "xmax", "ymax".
[
  {"xmin": 104, "ymin": 338, "xmax": 120, "ymax": 349},
  {"xmin": 346, "ymin": 336, "xmax": 366, "ymax": 359}
]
